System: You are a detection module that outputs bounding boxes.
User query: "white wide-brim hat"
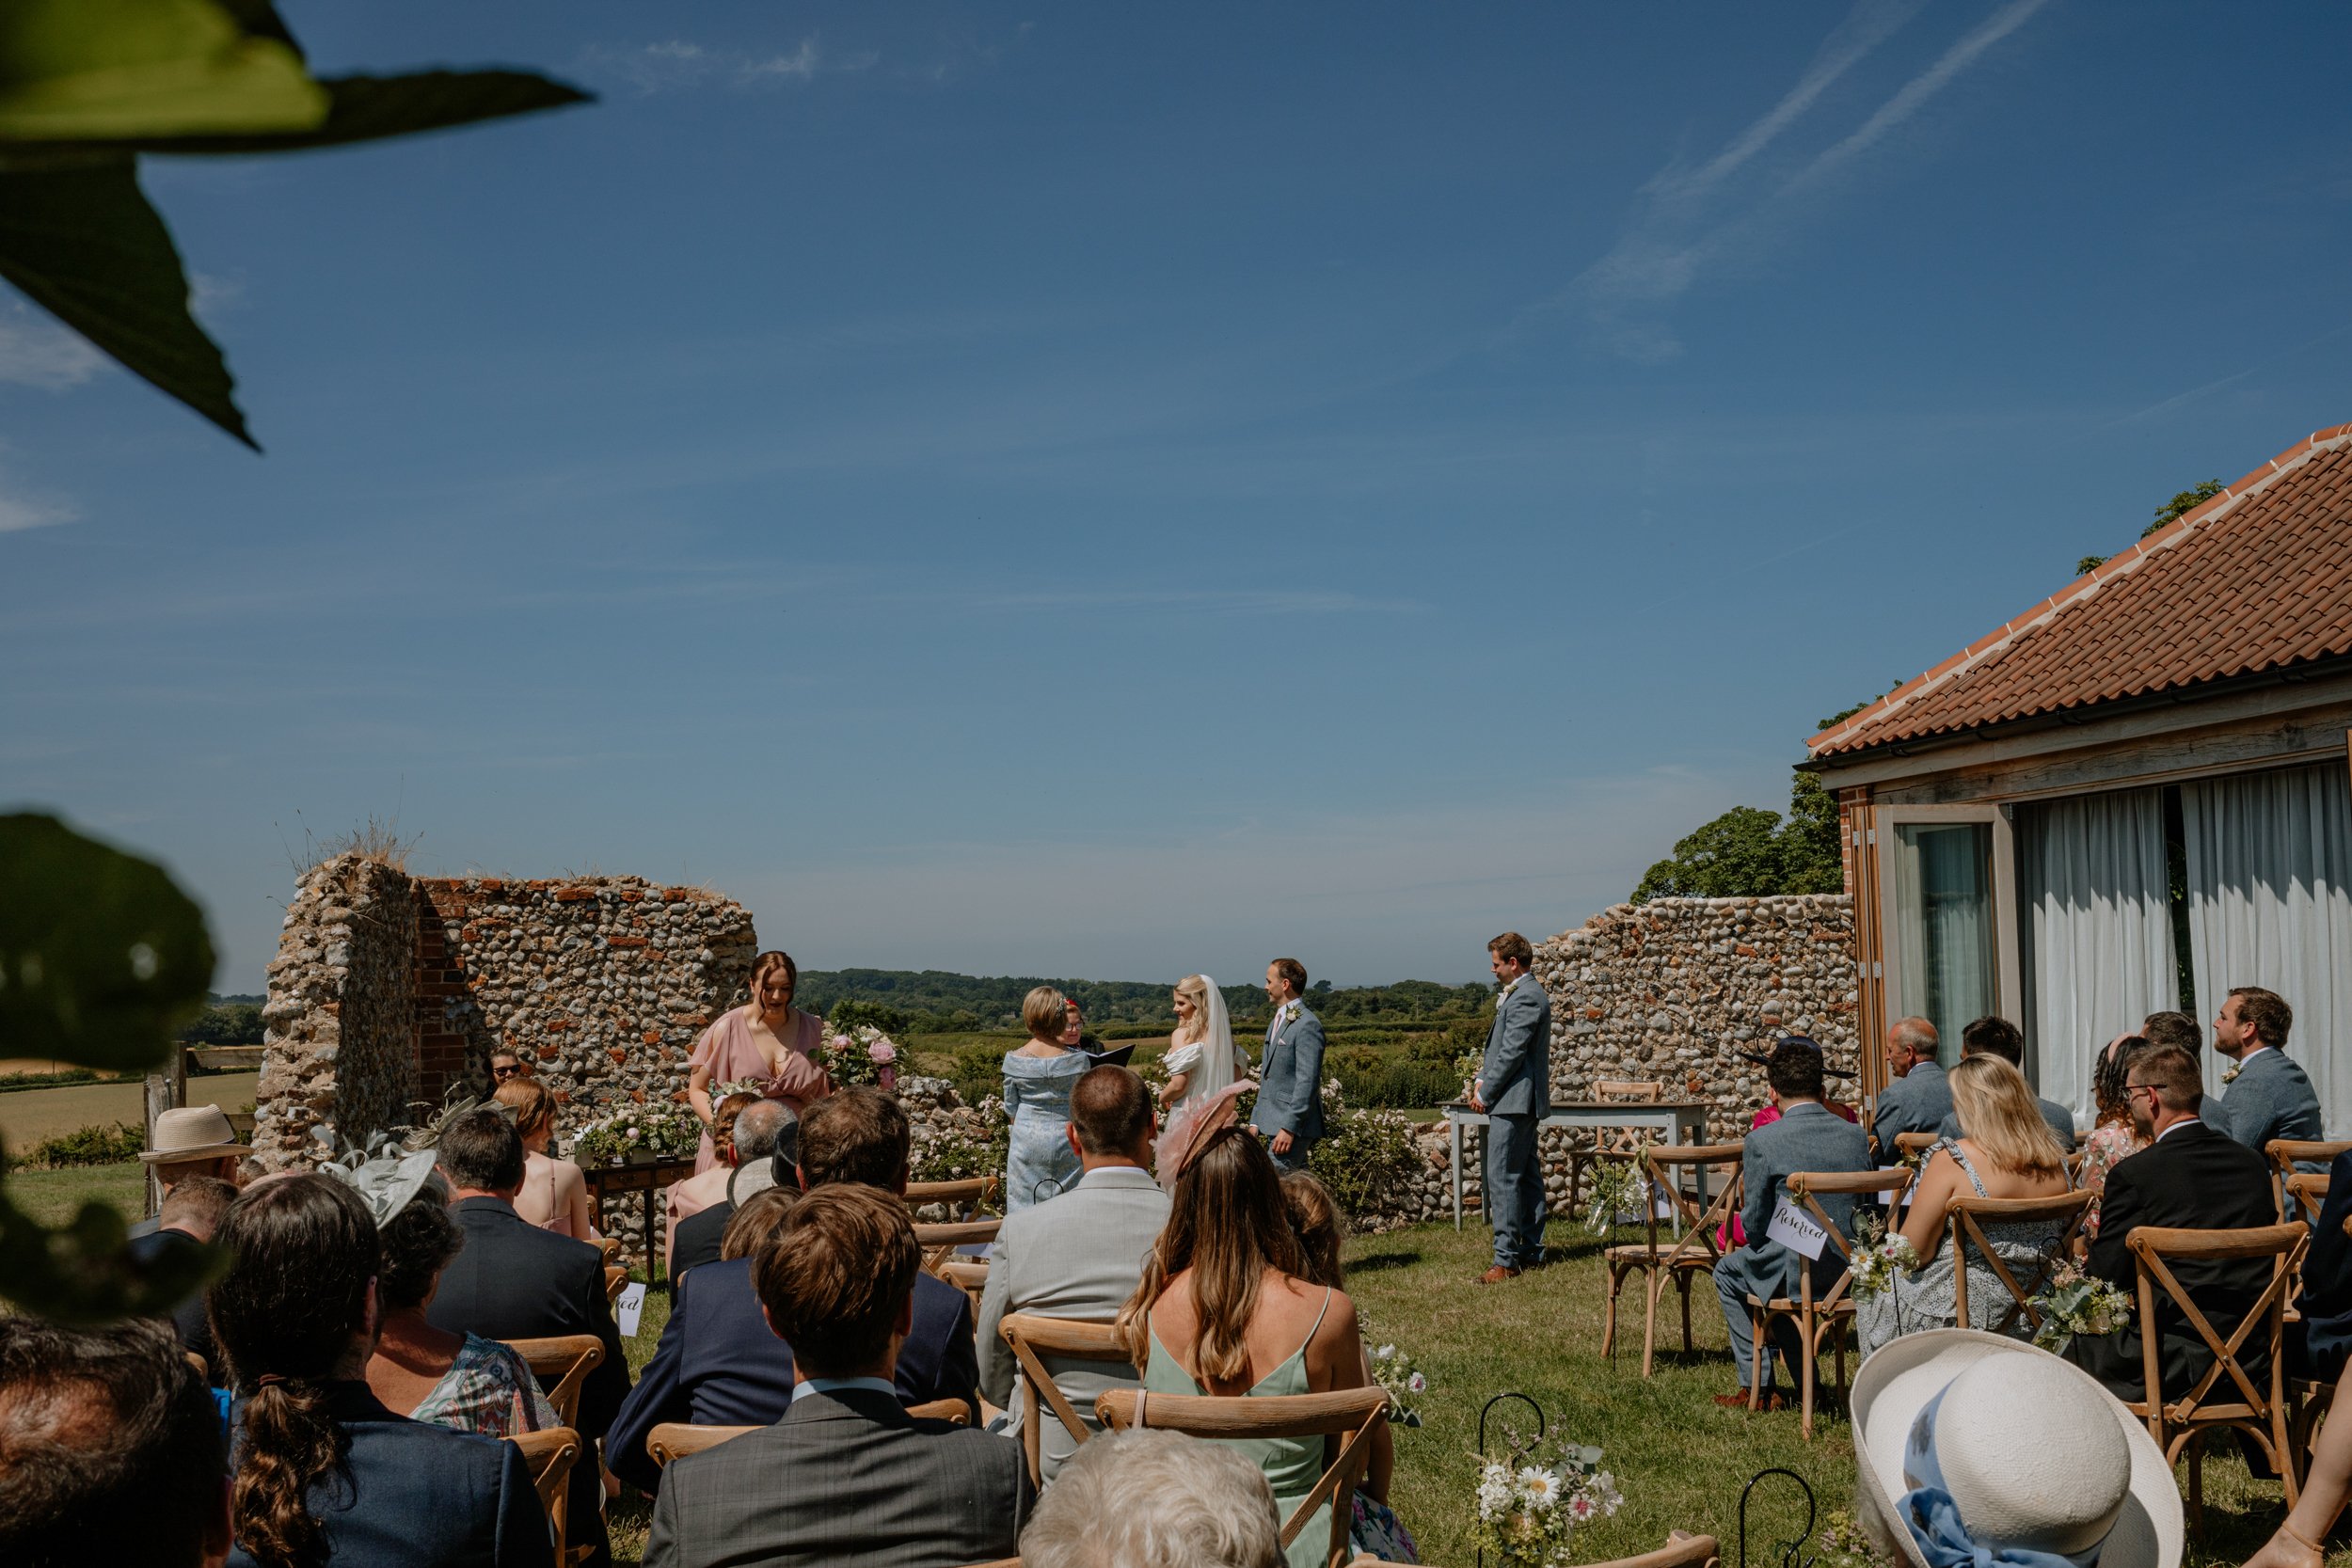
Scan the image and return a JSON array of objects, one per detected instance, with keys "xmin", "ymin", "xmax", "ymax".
[
  {"xmin": 1852, "ymin": 1330, "xmax": 2181, "ymax": 1568},
  {"xmin": 140, "ymin": 1103, "xmax": 250, "ymax": 1163}
]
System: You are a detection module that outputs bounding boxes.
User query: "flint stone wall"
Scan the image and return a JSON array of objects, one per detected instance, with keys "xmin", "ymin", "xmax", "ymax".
[{"xmin": 254, "ymin": 856, "xmax": 420, "ymax": 1169}]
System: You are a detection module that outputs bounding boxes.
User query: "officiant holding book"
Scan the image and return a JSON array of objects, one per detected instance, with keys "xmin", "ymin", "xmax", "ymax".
[{"xmin": 1470, "ymin": 933, "xmax": 1550, "ymax": 1284}]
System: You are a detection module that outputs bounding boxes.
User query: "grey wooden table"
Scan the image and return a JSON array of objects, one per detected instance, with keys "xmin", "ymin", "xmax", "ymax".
[{"xmin": 1441, "ymin": 1099, "xmax": 1713, "ymax": 1229}]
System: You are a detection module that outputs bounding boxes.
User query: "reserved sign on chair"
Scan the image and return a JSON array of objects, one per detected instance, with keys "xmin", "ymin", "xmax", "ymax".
[{"xmin": 1766, "ymin": 1199, "xmax": 1828, "ymax": 1259}]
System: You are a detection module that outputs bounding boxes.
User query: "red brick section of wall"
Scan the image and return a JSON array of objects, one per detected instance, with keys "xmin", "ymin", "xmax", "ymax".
[{"xmin": 413, "ymin": 894, "xmax": 471, "ymax": 1106}]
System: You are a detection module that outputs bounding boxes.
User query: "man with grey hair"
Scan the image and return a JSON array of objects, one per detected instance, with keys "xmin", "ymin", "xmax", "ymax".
[
  {"xmin": 671, "ymin": 1100, "xmax": 796, "ymax": 1279},
  {"xmin": 1867, "ymin": 1016, "xmax": 1950, "ymax": 1161},
  {"xmin": 1019, "ymin": 1430, "xmax": 1282, "ymax": 1568}
]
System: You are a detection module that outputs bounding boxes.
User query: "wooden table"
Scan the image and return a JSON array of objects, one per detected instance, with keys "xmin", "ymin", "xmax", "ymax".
[
  {"xmin": 581, "ymin": 1156, "xmax": 698, "ymax": 1294},
  {"xmin": 1441, "ymin": 1100, "xmax": 1713, "ymax": 1230}
]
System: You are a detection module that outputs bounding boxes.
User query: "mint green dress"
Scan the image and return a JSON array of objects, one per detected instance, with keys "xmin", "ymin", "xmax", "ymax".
[{"xmin": 1144, "ymin": 1289, "xmax": 1335, "ymax": 1568}]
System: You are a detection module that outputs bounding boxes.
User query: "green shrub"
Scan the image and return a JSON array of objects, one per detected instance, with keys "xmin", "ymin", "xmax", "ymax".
[
  {"xmin": 24, "ymin": 1121, "xmax": 146, "ymax": 1169},
  {"xmin": 1308, "ymin": 1100, "xmax": 1423, "ymax": 1218},
  {"xmin": 949, "ymin": 1040, "xmax": 1006, "ymax": 1107},
  {"xmin": 827, "ymin": 998, "xmax": 910, "ymax": 1037}
]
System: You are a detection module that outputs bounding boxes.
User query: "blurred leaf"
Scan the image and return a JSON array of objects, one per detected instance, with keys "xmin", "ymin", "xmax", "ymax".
[
  {"xmin": 0, "ymin": 1168, "xmax": 225, "ymax": 1324},
  {"xmin": 0, "ymin": 159, "xmax": 248, "ymax": 444},
  {"xmin": 210, "ymin": 0, "xmax": 303, "ymax": 60},
  {"xmin": 0, "ymin": 813, "xmax": 216, "ymax": 1070},
  {"xmin": 0, "ymin": 0, "xmax": 324, "ymax": 141}
]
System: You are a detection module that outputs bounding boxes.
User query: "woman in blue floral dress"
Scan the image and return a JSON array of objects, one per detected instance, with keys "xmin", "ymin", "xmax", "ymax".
[{"xmin": 1002, "ymin": 985, "xmax": 1088, "ymax": 1213}]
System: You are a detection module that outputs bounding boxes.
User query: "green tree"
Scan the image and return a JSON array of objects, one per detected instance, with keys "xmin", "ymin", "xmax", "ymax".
[{"xmin": 2074, "ymin": 479, "xmax": 2225, "ymax": 578}]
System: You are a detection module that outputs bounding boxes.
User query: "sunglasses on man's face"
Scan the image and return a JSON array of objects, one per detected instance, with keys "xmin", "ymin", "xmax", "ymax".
[{"xmin": 492, "ymin": 1062, "xmax": 523, "ymax": 1080}]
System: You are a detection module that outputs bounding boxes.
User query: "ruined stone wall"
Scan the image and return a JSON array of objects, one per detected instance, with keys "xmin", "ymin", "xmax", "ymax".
[
  {"xmin": 1535, "ymin": 894, "xmax": 1859, "ymax": 1143},
  {"xmin": 254, "ymin": 855, "xmax": 420, "ymax": 1169}
]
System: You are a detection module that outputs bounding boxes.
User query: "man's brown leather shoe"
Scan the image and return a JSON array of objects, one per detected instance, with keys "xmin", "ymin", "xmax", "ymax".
[
  {"xmin": 1713, "ymin": 1389, "xmax": 1787, "ymax": 1412},
  {"xmin": 1476, "ymin": 1265, "xmax": 1522, "ymax": 1285}
]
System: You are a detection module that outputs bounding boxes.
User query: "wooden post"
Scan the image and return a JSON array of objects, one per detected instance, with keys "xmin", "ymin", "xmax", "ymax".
[{"xmin": 140, "ymin": 1045, "xmax": 190, "ymax": 1219}]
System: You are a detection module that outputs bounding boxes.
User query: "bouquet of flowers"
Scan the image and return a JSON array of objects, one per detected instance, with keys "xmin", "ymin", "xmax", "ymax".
[
  {"xmin": 2029, "ymin": 1260, "xmax": 2133, "ymax": 1353},
  {"xmin": 1367, "ymin": 1337, "xmax": 1428, "ymax": 1426},
  {"xmin": 570, "ymin": 1101, "xmax": 702, "ymax": 1164},
  {"xmin": 711, "ymin": 1078, "xmax": 767, "ymax": 1101},
  {"xmin": 1581, "ymin": 1159, "xmax": 1650, "ymax": 1240},
  {"xmin": 1454, "ymin": 1048, "xmax": 1484, "ymax": 1102},
  {"xmin": 1848, "ymin": 1211, "xmax": 1924, "ymax": 1303},
  {"xmin": 821, "ymin": 1023, "xmax": 899, "ymax": 1092},
  {"xmin": 1469, "ymin": 1434, "xmax": 1624, "ymax": 1567}
]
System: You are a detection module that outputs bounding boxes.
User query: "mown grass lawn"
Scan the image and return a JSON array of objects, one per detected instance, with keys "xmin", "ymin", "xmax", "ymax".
[{"xmin": 4, "ymin": 1158, "xmax": 149, "ymax": 1227}]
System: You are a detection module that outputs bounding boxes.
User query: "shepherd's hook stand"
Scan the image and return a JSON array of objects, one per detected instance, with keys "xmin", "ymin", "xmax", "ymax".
[
  {"xmin": 1473, "ymin": 1393, "xmax": 1548, "ymax": 1568},
  {"xmin": 1738, "ymin": 1467, "xmax": 1818, "ymax": 1568}
]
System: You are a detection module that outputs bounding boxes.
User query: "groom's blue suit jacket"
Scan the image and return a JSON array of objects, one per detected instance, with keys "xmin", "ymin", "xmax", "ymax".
[
  {"xmin": 1479, "ymin": 975, "xmax": 1551, "ymax": 1117},
  {"xmin": 1257, "ymin": 1003, "xmax": 1327, "ymax": 1142}
]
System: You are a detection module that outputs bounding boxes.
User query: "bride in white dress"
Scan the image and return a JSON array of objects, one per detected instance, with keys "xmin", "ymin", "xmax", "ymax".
[{"xmin": 1159, "ymin": 975, "xmax": 1251, "ymax": 1167}]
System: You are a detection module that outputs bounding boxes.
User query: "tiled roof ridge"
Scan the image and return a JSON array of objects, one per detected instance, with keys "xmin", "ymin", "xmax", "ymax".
[{"xmin": 1806, "ymin": 421, "xmax": 2352, "ymax": 757}]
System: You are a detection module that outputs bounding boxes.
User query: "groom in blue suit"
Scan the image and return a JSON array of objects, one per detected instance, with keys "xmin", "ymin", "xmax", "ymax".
[
  {"xmin": 1252, "ymin": 958, "xmax": 1326, "ymax": 1173},
  {"xmin": 1472, "ymin": 932, "xmax": 1551, "ymax": 1283}
]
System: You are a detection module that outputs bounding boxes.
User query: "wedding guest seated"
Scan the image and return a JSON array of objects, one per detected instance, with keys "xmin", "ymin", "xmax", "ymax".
[
  {"xmin": 132, "ymin": 1102, "xmax": 248, "ymax": 1238},
  {"xmin": 497, "ymin": 1076, "xmax": 600, "ymax": 1240},
  {"xmin": 0, "ymin": 1317, "xmax": 230, "ymax": 1568},
  {"xmin": 607, "ymin": 1088, "xmax": 977, "ymax": 1494},
  {"xmin": 489, "ymin": 1046, "xmax": 535, "ymax": 1085},
  {"xmin": 1283, "ymin": 1172, "xmax": 1417, "ymax": 1564},
  {"xmin": 211, "ymin": 1175, "xmax": 552, "ymax": 1568},
  {"xmin": 978, "ymin": 1064, "xmax": 1171, "ymax": 1480},
  {"xmin": 362, "ymin": 1168, "xmax": 559, "ymax": 1438},
  {"xmin": 1725, "ymin": 1036, "xmax": 1856, "ymax": 1245},
  {"xmin": 1116, "ymin": 1117, "xmax": 1371, "ymax": 1568},
  {"xmin": 1934, "ymin": 1017, "xmax": 2077, "ymax": 1148},
  {"xmin": 668, "ymin": 1100, "xmax": 796, "ymax": 1280},
  {"xmin": 1021, "ymin": 1429, "xmax": 1284, "ymax": 1568},
  {"xmin": 643, "ymin": 1186, "xmax": 1029, "ymax": 1568},
  {"xmin": 2066, "ymin": 1044, "xmax": 2277, "ymax": 1402},
  {"xmin": 1867, "ymin": 1017, "xmax": 1948, "ymax": 1160},
  {"xmin": 2291, "ymin": 1147, "xmax": 2352, "ymax": 1383},
  {"xmin": 2210, "ymin": 986, "xmax": 2324, "ymax": 1157},
  {"xmin": 2078, "ymin": 1036, "xmax": 2153, "ymax": 1237},
  {"xmin": 128, "ymin": 1172, "xmax": 236, "ymax": 1385},
  {"xmin": 1712, "ymin": 1037, "xmax": 1873, "ymax": 1413},
  {"xmin": 2249, "ymin": 1354, "xmax": 2352, "ymax": 1568},
  {"xmin": 426, "ymin": 1107, "xmax": 627, "ymax": 1566},
  {"xmin": 662, "ymin": 1091, "xmax": 757, "ymax": 1266},
  {"xmin": 1858, "ymin": 1055, "xmax": 2074, "ymax": 1353},
  {"xmin": 2143, "ymin": 1009, "xmax": 2201, "ymax": 1059}
]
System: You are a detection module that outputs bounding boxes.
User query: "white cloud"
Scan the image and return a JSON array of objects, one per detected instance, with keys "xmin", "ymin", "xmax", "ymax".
[
  {"xmin": 0, "ymin": 477, "xmax": 75, "ymax": 534},
  {"xmin": 591, "ymin": 36, "xmax": 874, "ymax": 94},
  {"xmin": 0, "ymin": 299, "xmax": 104, "ymax": 389}
]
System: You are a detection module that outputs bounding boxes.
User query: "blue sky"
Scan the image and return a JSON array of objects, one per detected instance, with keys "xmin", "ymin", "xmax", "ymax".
[{"xmin": 5, "ymin": 2, "xmax": 2349, "ymax": 993}]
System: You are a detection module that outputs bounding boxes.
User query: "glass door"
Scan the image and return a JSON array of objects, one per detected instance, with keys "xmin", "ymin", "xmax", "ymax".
[{"xmin": 1874, "ymin": 805, "xmax": 2019, "ymax": 1066}]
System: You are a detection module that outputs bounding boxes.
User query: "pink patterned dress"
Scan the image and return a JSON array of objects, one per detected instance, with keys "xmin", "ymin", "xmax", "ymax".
[{"xmin": 688, "ymin": 1006, "xmax": 831, "ymax": 1173}]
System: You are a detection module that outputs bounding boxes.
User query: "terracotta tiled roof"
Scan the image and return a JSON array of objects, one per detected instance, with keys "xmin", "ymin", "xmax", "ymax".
[{"xmin": 1808, "ymin": 423, "xmax": 2352, "ymax": 759}]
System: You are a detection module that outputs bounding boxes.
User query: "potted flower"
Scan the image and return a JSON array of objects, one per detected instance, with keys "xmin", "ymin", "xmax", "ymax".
[{"xmin": 1469, "ymin": 1434, "xmax": 1624, "ymax": 1567}]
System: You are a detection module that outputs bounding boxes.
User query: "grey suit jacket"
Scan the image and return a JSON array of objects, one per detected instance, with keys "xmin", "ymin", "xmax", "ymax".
[
  {"xmin": 1736, "ymin": 1101, "xmax": 1875, "ymax": 1302},
  {"xmin": 1869, "ymin": 1061, "xmax": 1953, "ymax": 1157},
  {"xmin": 2212, "ymin": 1048, "xmax": 2326, "ymax": 1155},
  {"xmin": 1479, "ymin": 975, "xmax": 1552, "ymax": 1118},
  {"xmin": 1937, "ymin": 1093, "xmax": 2077, "ymax": 1149},
  {"xmin": 1256, "ymin": 1003, "xmax": 1327, "ymax": 1142},
  {"xmin": 976, "ymin": 1164, "xmax": 1168, "ymax": 1480},
  {"xmin": 643, "ymin": 1386, "xmax": 1029, "ymax": 1568}
]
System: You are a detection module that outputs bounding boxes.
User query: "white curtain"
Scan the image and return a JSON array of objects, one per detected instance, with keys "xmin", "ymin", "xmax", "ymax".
[
  {"xmin": 1892, "ymin": 823, "xmax": 1997, "ymax": 1065},
  {"xmin": 2018, "ymin": 788, "xmax": 2178, "ymax": 1121},
  {"xmin": 2183, "ymin": 761, "xmax": 2352, "ymax": 1133}
]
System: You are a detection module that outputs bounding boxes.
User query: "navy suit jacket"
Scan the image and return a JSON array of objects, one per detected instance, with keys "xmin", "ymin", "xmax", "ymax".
[
  {"xmin": 670, "ymin": 1199, "xmax": 732, "ymax": 1280},
  {"xmin": 128, "ymin": 1226, "xmax": 221, "ymax": 1385},
  {"xmin": 2298, "ymin": 1148, "xmax": 2352, "ymax": 1377},
  {"xmin": 226, "ymin": 1382, "xmax": 552, "ymax": 1568},
  {"xmin": 606, "ymin": 1257, "xmax": 977, "ymax": 1494},
  {"xmin": 426, "ymin": 1197, "xmax": 629, "ymax": 1439}
]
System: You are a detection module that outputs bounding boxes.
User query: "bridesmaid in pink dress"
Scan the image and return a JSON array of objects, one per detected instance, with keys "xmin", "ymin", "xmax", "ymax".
[{"xmin": 685, "ymin": 948, "xmax": 832, "ymax": 1174}]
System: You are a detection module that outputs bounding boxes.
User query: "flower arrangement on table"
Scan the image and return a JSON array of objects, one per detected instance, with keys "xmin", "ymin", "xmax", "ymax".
[
  {"xmin": 569, "ymin": 1101, "xmax": 702, "ymax": 1164},
  {"xmin": 1367, "ymin": 1337, "xmax": 1428, "ymax": 1427},
  {"xmin": 1469, "ymin": 1434, "xmax": 1624, "ymax": 1566},
  {"xmin": 710, "ymin": 1077, "xmax": 767, "ymax": 1103},
  {"xmin": 2028, "ymin": 1260, "xmax": 2132, "ymax": 1353},
  {"xmin": 1581, "ymin": 1158, "xmax": 1650, "ymax": 1240},
  {"xmin": 1454, "ymin": 1049, "xmax": 1484, "ymax": 1102},
  {"xmin": 821, "ymin": 1023, "xmax": 899, "ymax": 1091},
  {"xmin": 1848, "ymin": 1211, "xmax": 1925, "ymax": 1302}
]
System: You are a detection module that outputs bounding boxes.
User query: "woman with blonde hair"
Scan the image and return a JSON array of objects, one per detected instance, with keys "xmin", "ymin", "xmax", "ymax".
[
  {"xmin": 1858, "ymin": 1053, "xmax": 2076, "ymax": 1354},
  {"xmin": 1003, "ymin": 985, "xmax": 1088, "ymax": 1213},
  {"xmin": 1119, "ymin": 1126, "xmax": 1371, "ymax": 1568},
  {"xmin": 493, "ymin": 1076, "xmax": 598, "ymax": 1241},
  {"xmin": 1162, "ymin": 974, "xmax": 1250, "ymax": 1119},
  {"xmin": 684, "ymin": 949, "xmax": 830, "ymax": 1174},
  {"xmin": 660, "ymin": 1090, "xmax": 756, "ymax": 1268}
]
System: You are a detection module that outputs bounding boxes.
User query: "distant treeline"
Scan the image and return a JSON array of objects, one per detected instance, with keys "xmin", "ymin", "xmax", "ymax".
[
  {"xmin": 179, "ymin": 994, "xmax": 266, "ymax": 1046},
  {"xmin": 797, "ymin": 969, "xmax": 1493, "ymax": 1036}
]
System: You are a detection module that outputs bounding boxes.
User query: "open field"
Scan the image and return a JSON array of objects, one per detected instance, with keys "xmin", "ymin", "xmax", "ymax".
[
  {"xmin": 0, "ymin": 1071, "xmax": 259, "ymax": 1149},
  {"xmin": 4, "ymin": 1160, "xmax": 150, "ymax": 1227}
]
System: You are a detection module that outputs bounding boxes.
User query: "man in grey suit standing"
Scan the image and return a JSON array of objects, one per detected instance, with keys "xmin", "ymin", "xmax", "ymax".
[
  {"xmin": 1867, "ymin": 1015, "xmax": 1950, "ymax": 1160},
  {"xmin": 644, "ymin": 1184, "xmax": 1030, "ymax": 1568},
  {"xmin": 1470, "ymin": 932, "xmax": 1550, "ymax": 1285},
  {"xmin": 1711, "ymin": 1038, "xmax": 1874, "ymax": 1411},
  {"xmin": 1251, "ymin": 958, "xmax": 1325, "ymax": 1173},
  {"xmin": 977, "ymin": 1065, "xmax": 1170, "ymax": 1480},
  {"xmin": 2210, "ymin": 986, "xmax": 2325, "ymax": 1156}
]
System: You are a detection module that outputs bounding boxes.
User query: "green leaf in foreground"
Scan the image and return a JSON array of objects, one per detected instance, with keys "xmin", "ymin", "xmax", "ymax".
[
  {"xmin": 0, "ymin": 812, "xmax": 216, "ymax": 1070},
  {"xmin": 0, "ymin": 158, "xmax": 248, "ymax": 444},
  {"xmin": 0, "ymin": 0, "xmax": 324, "ymax": 141},
  {"xmin": 0, "ymin": 1173, "xmax": 224, "ymax": 1324}
]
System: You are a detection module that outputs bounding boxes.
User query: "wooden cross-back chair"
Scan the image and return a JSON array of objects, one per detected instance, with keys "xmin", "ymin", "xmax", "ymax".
[
  {"xmin": 1598, "ymin": 1144, "xmax": 1741, "ymax": 1376},
  {"xmin": 998, "ymin": 1312, "xmax": 1135, "ymax": 1485},
  {"xmin": 594, "ymin": 1236, "xmax": 622, "ymax": 1263},
  {"xmin": 647, "ymin": 1400, "xmax": 974, "ymax": 1468},
  {"xmin": 507, "ymin": 1428, "xmax": 580, "ymax": 1565},
  {"xmin": 1746, "ymin": 1166, "xmax": 1914, "ymax": 1439},
  {"xmin": 2267, "ymin": 1142, "xmax": 2352, "ymax": 1222},
  {"xmin": 1566, "ymin": 1079, "xmax": 1667, "ymax": 1208},
  {"xmin": 603, "ymin": 1264, "xmax": 628, "ymax": 1307},
  {"xmin": 914, "ymin": 1218, "xmax": 1001, "ymax": 1275},
  {"xmin": 2283, "ymin": 1173, "xmax": 2332, "ymax": 1228},
  {"xmin": 502, "ymin": 1335, "xmax": 606, "ymax": 1430},
  {"xmin": 905, "ymin": 1175, "xmax": 1002, "ymax": 1220},
  {"xmin": 1945, "ymin": 1189, "xmax": 2096, "ymax": 1338},
  {"xmin": 939, "ymin": 1258, "xmax": 991, "ymax": 1316},
  {"xmin": 2123, "ymin": 1220, "xmax": 2309, "ymax": 1531},
  {"xmin": 1892, "ymin": 1132, "xmax": 1941, "ymax": 1161},
  {"xmin": 1097, "ymin": 1386, "xmax": 1389, "ymax": 1568}
]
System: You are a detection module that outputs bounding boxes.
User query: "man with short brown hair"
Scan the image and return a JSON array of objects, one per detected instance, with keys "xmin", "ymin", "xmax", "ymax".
[
  {"xmin": 2142, "ymin": 1010, "xmax": 2201, "ymax": 1058},
  {"xmin": 2210, "ymin": 985, "xmax": 2323, "ymax": 1156},
  {"xmin": 129, "ymin": 1104, "xmax": 247, "ymax": 1239},
  {"xmin": 1471, "ymin": 932, "xmax": 1549, "ymax": 1284},
  {"xmin": 129, "ymin": 1176, "xmax": 237, "ymax": 1383},
  {"xmin": 644, "ymin": 1187, "xmax": 1028, "ymax": 1568}
]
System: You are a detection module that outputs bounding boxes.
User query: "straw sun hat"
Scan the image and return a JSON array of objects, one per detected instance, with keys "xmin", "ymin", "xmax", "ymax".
[{"xmin": 1851, "ymin": 1329, "xmax": 2182, "ymax": 1568}]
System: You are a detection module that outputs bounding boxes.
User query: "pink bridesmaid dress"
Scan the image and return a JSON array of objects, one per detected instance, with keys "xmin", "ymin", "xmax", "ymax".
[{"xmin": 686, "ymin": 1006, "xmax": 832, "ymax": 1174}]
